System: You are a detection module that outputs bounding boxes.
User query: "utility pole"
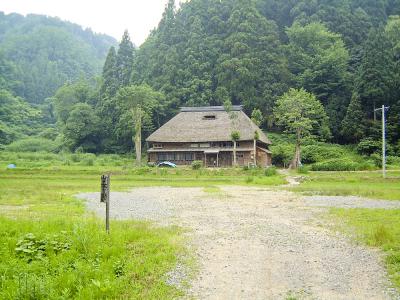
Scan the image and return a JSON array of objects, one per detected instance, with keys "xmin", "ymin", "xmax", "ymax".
[{"xmin": 374, "ymin": 105, "xmax": 389, "ymax": 178}]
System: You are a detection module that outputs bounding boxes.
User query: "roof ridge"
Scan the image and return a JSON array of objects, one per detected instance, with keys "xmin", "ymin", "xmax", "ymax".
[{"xmin": 180, "ymin": 106, "xmax": 243, "ymax": 112}]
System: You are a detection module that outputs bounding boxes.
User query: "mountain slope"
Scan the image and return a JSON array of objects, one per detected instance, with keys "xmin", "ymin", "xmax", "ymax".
[{"xmin": 0, "ymin": 12, "xmax": 117, "ymax": 103}]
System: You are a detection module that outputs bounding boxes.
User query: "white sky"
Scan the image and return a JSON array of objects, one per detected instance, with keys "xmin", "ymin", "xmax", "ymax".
[{"xmin": 0, "ymin": 0, "xmax": 172, "ymax": 45}]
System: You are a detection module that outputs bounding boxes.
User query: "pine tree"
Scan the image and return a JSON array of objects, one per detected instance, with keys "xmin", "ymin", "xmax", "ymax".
[
  {"xmin": 116, "ymin": 30, "xmax": 135, "ymax": 87},
  {"xmin": 356, "ymin": 28, "xmax": 395, "ymax": 115},
  {"xmin": 340, "ymin": 93, "xmax": 366, "ymax": 143},
  {"xmin": 100, "ymin": 46, "xmax": 118, "ymax": 98}
]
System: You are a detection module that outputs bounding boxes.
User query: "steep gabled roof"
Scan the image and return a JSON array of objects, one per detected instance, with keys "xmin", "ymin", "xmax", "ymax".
[{"xmin": 146, "ymin": 106, "xmax": 271, "ymax": 144}]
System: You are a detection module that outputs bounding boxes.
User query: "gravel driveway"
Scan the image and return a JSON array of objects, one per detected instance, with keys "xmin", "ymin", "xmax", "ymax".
[{"xmin": 77, "ymin": 187, "xmax": 399, "ymax": 299}]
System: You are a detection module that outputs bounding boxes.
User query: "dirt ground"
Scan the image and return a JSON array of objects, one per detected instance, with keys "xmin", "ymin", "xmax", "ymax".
[{"xmin": 78, "ymin": 186, "xmax": 399, "ymax": 300}]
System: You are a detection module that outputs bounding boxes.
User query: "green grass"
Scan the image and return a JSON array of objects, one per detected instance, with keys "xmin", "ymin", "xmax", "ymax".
[
  {"xmin": 291, "ymin": 170, "xmax": 400, "ymax": 200},
  {"xmin": 330, "ymin": 208, "xmax": 400, "ymax": 289},
  {"xmin": 0, "ymin": 151, "xmax": 285, "ymax": 298},
  {"xmin": 0, "ymin": 218, "xmax": 183, "ymax": 299}
]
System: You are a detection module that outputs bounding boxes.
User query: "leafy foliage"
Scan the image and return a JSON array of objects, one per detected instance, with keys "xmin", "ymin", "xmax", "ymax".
[{"xmin": 274, "ymin": 88, "xmax": 331, "ymax": 142}]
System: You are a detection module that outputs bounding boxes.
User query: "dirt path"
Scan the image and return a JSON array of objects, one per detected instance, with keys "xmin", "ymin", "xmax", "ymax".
[{"xmin": 78, "ymin": 187, "xmax": 399, "ymax": 299}]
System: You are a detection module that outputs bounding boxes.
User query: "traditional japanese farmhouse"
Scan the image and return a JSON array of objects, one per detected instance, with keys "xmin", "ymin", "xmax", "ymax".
[{"xmin": 146, "ymin": 106, "xmax": 272, "ymax": 167}]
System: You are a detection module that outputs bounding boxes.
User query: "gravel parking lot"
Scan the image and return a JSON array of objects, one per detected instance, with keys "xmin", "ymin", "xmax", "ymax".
[{"xmin": 78, "ymin": 186, "xmax": 399, "ymax": 299}]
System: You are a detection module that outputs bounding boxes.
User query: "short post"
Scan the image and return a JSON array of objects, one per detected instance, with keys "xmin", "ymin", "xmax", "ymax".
[{"xmin": 100, "ymin": 174, "xmax": 110, "ymax": 233}]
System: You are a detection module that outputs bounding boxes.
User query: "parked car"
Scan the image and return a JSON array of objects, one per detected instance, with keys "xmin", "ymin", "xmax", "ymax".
[{"xmin": 156, "ymin": 161, "xmax": 177, "ymax": 168}]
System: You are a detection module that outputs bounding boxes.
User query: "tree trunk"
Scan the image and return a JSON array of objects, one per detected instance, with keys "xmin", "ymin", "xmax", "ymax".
[
  {"xmin": 233, "ymin": 140, "xmax": 237, "ymax": 166},
  {"xmin": 289, "ymin": 130, "xmax": 301, "ymax": 169},
  {"xmin": 133, "ymin": 107, "xmax": 142, "ymax": 166},
  {"xmin": 253, "ymin": 139, "xmax": 257, "ymax": 166}
]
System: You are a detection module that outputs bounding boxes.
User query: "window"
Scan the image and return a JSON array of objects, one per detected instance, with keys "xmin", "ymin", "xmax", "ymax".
[
  {"xmin": 220, "ymin": 142, "xmax": 233, "ymax": 148},
  {"xmin": 153, "ymin": 143, "xmax": 163, "ymax": 149},
  {"xmin": 185, "ymin": 153, "xmax": 194, "ymax": 161},
  {"xmin": 166, "ymin": 153, "xmax": 175, "ymax": 161},
  {"xmin": 176, "ymin": 153, "xmax": 185, "ymax": 161},
  {"xmin": 157, "ymin": 153, "xmax": 167, "ymax": 161},
  {"xmin": 237, "ymin": 153, "xmax": 244, "ymax": 158},
  {"xmin": 199, "ymin": 143, "xmax": 210, "ymax": 148},
  {"xmin": 203, "ymin": 115, "xmax": 216, "ymax": 120}
]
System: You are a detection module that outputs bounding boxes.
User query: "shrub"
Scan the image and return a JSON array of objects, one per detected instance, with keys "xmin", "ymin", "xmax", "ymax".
[
  {"xmin": 297, "ymin": 165, "xmax": 309, "ymax": 174},
  {"xmin": 357, "ymin": 138, "xmax": 381, "ymax": 156},
  {"xmin": 5, "ymin": 137, "xmax": 59, "ymax": 153},
  {"xmin": 270, "ymin": 144, "xmax": 293, "ymax": 167},
  {"xmin": 82, "ymin": 157, "xmax": 94, "ymax": 166},
  {"xmin": 264, "ymin": 166, "xmax": 277, "ymax": 176},
  {"xmin": 191, "ymin": 160, "xmax": 203, "ymax": 170},
  {"xmin": 71, "ymin": 154, "xmax": 81, "ymax": 162},
  {"xmin": 370, "ymin": 153, "xmax": 382, "ymax": 168},
  {"xmin": 301, "ymin": 144, "xmax": 347, "ymax": 164},
  {"xmin": 387, "ymin": 156, "xmax": 400, "ymax": 166},
  {"xmin": 311, "ymin": 158, "xmax": 373, "ymax": 171}
]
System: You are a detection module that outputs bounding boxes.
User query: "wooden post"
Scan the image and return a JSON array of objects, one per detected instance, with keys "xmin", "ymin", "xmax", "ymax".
[{"xmin": 101, "ymin": 174, "xmax": 110, "ymax": 233}]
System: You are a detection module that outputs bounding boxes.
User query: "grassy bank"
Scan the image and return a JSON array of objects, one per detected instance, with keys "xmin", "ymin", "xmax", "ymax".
[{"xmin": 330, "ymin": 208, "xmax": 400, "ymax": 289}]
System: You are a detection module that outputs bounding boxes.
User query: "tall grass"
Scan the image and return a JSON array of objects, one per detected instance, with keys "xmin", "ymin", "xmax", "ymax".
[{"xmin": 331, "ymin": 208, "xmax": 400, "ymax": 289}]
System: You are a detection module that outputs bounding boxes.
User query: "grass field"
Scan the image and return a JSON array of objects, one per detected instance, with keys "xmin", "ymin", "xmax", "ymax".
[
  {"xmin": 330, "ymin": 208, "xmax": 400, "ymax": 289},
  {"xmin": 0, "ymin": 151, "xmax": 285, "ymax": 299},
  {"xmin": 291, "ymin": 169, "xmax": 400, "ymax": 291},
  {"xmin": 291, "ymin": 170, "xmax": 400, "ymax": 200}
]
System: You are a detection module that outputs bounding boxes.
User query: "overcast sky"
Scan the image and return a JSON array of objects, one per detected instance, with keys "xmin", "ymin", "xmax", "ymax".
[{"xmin": 0, "ymin": 0, "xmax": 173, "ymax": 45}]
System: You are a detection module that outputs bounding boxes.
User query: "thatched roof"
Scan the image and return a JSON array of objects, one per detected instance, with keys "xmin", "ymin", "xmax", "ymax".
[{"xmin": 146, "ymin": 106, "xmax": 271, "ymax": 144}]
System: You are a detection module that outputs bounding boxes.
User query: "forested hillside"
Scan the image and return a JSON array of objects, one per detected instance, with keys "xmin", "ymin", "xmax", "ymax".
[
  {"xmin": 0, "ymin": 12, "xmax": 116, "ymax": 103},
  {"xmin": 2, "ymin": 0, "xmax": 400, "ymax": 156},
  {"xmin": 129, "ymin": 0, "xmax": 400, "ymax": 140},
  {"xmin": 0, "ymin": 12, "xmax": 117, "ymax": 146}
]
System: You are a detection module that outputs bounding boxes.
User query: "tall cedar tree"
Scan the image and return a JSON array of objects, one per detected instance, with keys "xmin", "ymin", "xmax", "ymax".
[
  {"xmin": 340, "ymin": 93, "xmax": 366, "ymax": 143},
  {"xmin": 356, "ymin": 28, "xmax": 395, "ymax": 115},
  {"xmin": 100, "ymin": 46, "xmax": 118, "ymax": 98},
  {"xmin": 116, "ymin": 30, "xmax": 135, "ymax": 88}
]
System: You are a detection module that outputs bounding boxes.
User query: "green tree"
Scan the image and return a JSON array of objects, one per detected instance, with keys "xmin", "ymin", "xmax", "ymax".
[
  {"xmin": 53, "ymin": 80, "xmax": 97, "ymax": 125},
  {"xmin": 116, "ymin": 85, "xmax": 164, "ymax": 165},
  {"xmin": 63, "ymin": 103, "xmax": 100, "ymax": 152},
  {"xmin": 116, "ymin": 31, "xmax": 135, "ymax": 87},
  {"xmin": 274, "ymin": 88, "xmax": 331, "ymax": 168},
  {"xmin": 251, "ymin": 108, "xmax": 263, "ymax": 127},
  {"xmin": 251, "ymin": 108, "xmax": 263, "ymax": 165},
  {"xmin": 286, "ymin": 22, "xmax": 350, "ymax": 135},
  {"xmin": 356, "ymin": 28, "xmax": 395, "ymax": 114},
  {"xmin": 100, "ymin": 46, "xmax": 118, "ymax": 98},
  {"xmin": 340, "ymin": 93, "xmax": 366, "ymax": 143},
  {"xmin": 0, "ymin": 89, "xmax": 42, "ymax": 145},
  {"xmin": 231, "ymin": 130, "xmax": 241, "ymax": 167}
]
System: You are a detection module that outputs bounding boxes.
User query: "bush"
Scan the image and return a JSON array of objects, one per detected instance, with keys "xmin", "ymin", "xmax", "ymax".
[
  {"xmin": 357, "ymin": 138, "xmax": 381, "ymax": 156},
  {"xmin": 5, "ymin": 137, "xmax": 59, "ymax": 153},
  {"xmin": 270, "ymin": 144, "xmax": 293, "ymax": 167},
  {"xmin": 387, "ymin": 156, "xmax": 400, "ymax": 166},
  {"xmin": 370, "ymin": 153, "xmax": 382, "ymax": 167},
  {"xmin": 301, "ymin": 144, "xmax": 347, "ymax": 164},
  {"xmin": 297, "ymin": 165, "xmax": 309, "ymax": 174},
  {"xmin": 82, "ymin": 157, "xmax": 94, "ymax": 166},
  {"xmin": 191, "ymin": 160, "xmax": 203, "ymax": 170},
  {"xmin": 311, "ymin": 158, "xmax": 373, "ymax": 171},
  {"xmin": 264, "ymin": 166, "xmax": 277, "ymax": 176}
]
